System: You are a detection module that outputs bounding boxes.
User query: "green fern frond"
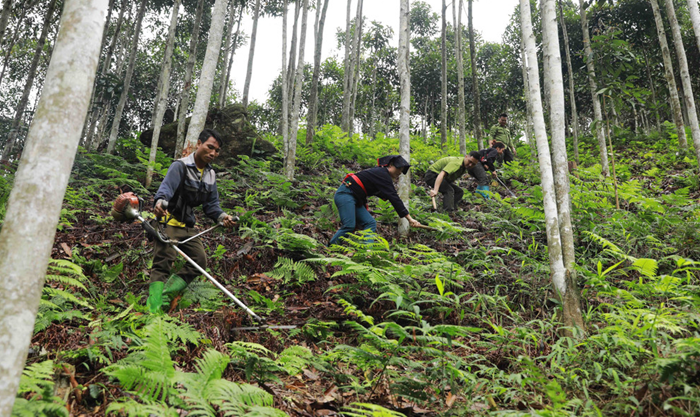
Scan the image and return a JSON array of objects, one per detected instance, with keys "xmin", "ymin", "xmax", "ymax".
[
  {"xmin": 14, "ymin": 360, "xmax": 67, "ymax": 417},
  {"xmin": 17, "ymin": 360, "xmax": 55, "ymax": 395},
  {"xmin": 147, "ymin": 315, "xmax": 201, "ymax": 346},
  {"xmin": 206, "ymin": 379, "xmax": 274, "ymax": 407},
  {"xmin": 583, "ymin": 231, "xmax": 623, "ymax": 253},
  {"xmin": 11, "ymin": 398, "xmax": 68, "ymax": 417},
  {"xmin": 342, "ymin": 402, "xmax": 407, "ymax": 417},
  {"xmin": 226, "ymin": 341, "xmax": 274, "ymax": 358},
  {"xmin": 42, "ymin": 287, "xmax": 92, "ymax": 308},
  {"xmin": 105, "ymin": 398, "xmax": 179, "ymax": 417},
  {"xmin": 338, "ymin": 299, "xmax": 375, "ymax": 326},
  {"xmin": 276, "ymin": 346, "xmax": 313, "ymax": 375}
]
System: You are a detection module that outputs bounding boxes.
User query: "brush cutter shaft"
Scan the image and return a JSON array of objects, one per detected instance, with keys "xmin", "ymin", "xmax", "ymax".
[
  {"xmin": 496, "ymin": 177, "xmax": 516, "ymax": 197},
  {"xmin": 230, "ymin": 325, "xmax": 298, "ymax": 331},
  {"xmin": 171, "ymin": 244, "xmax": 263, "ymax": 322},
  {"xmin": 179, "ymin": 223, "xmax": 222, "ymax": 244}
]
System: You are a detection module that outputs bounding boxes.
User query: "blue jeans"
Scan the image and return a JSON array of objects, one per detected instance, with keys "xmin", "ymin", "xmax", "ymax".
[{"xmin": 329, "ymin": 184, "xmax": 377, "ymax": 245}]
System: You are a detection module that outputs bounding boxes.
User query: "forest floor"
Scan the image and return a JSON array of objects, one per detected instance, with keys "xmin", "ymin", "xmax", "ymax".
[{"xmin": 13, "ymin": 130, "xmax": 700, "ymax": 416}]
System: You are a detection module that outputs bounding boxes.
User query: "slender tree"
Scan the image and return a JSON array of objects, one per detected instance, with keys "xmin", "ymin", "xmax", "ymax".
[
  {"xmin": 281, "ymin": 0, "xmax": 288, "ymax": 158},
  {"xmin": 0, "ymin": 0, "xmax": 12, "ymax": 46},
  {"xmin": 558, "ymin": 0, "xmax": 579, "ymax": 164},
  {"xmin": 454, "ymin": 0, "xmax": 466, "ymax": 154},
  {"xmin": 341, "ymin": 0, "xmax": 353, "ymax": 133},
  {"xmin": 664, "ymin": 0, "xmax": 700, "ymax": 164},
  {"xmin": 688, "ymin": 0, "xmax": 700, "ymax": 54},
  {"xmin": 219, "ymin": 3, "xmax": 243, "ymax": 108},
  {"xmin": 305, "ymin": 0, "xmax": 330, "ymax": 144},
  {"xmin": 106, "ymin": 0, "xmax": 147, "ymax": 154},
  {"xmin": 649, "ymin": 0, "xmax": 687, "ymax": 149},
  {"xmin": 285, "ymin": 0, "xmax": 308, "ymax": 179},
  {"xmin": 578, "ymin": 0, "xmax": 610, "ymax": 176},
  {"xmin": 397, "ymin": 0, "xmax": 410, "ymax": 237},
  {"xmin": 146, "ymin": 0, "xmax": 181, "ymax": 188},
  {"xmin": 0, "ymin": 1, "xmax": 27, "ymax": 87},
  {"xmin": 440, "ymin": 0, "xmax": 447, "ymax": 147},
  {"xmin": 468, "ymin": 0, "xmax": 483, "ymax": 149},
  {"xmin": 521, "ymin": 0, "xmax": 582, "ymax": 331},
  {"xmin": 285, "ymin": 0, "xmax": 300, "ymax": 115},
  {"xmin": 1, "ymin": 0, "xmax": 58, "ymax": 161},
  {"xmin": 184, "ymin": 0, "xmax": 229, "ymax": 152},
  {"xmin": 520, "ymin": 33, "xmax": 535, "ymax": 148},
  {"xmin": 348, "ymin": 0, "xmax": 363, "ymax": 135},
  {"xmin": 175, "ymin": 0, "xmax": 205, "ymax": 158},
  {"xmin": 242, "ymin": 0, "xmax": 261, "ymax": 108},
  {"xmin": 0, "ymin": 0, "xmax": 107, "ymax": 412},
  {"xmin": 641, "ymin": 48, "xmax": 662, "ymax": 132}
]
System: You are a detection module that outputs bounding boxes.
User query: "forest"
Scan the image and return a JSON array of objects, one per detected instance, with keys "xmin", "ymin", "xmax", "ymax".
[{"xmin": 2, "ymin": 0, "xmax": 700, "ymax": 415}]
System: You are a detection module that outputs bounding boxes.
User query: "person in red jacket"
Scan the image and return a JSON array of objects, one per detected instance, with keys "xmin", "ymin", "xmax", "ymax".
[{"xmin": 330, "ymin": 155, "xmax": 423, "ymax": 245}]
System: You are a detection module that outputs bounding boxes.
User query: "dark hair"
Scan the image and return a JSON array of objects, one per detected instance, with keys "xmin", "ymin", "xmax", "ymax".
[
  {"xmin": 198, "ymin": 129, "xmax": 223, "ymax": 147},
  {"xmin": 469, "ymin": 151, "xmax": 481, "ymax": 159},
  {"xmin": 493, "ymin": 142, "xmax": 506, "ymax": 149},
  {"xmin": 499, "ymin": 113, "xmax": 508, "ymax": 119}
]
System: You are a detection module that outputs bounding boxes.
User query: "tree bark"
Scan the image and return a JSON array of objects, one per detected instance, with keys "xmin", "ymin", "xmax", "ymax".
[
  {"xmin": 242, "ymin": 0, "xmax": 261, "ymax": 108},
  {"xmin": 521, "ymin": 0, "xmax": 580, "ymax": 332},
  {"xmin": 520, "ymin": 33, "xmax": 535, "ymax": 149},
  {"xmin": 468, "ymin": 0, "xmax": 483, "ymax": 149},
  {"xmin": 183, "ymin": 0, "xmax": 228, "ymax": 153},
  {"xmin": 558, "ymin": 0, "xmax": 579, "ymax": 164},
  {"xmin": 398, "ymin": 0, "xmax": 410, "ymax": 237},
  {"xmin": 641, "ymin": 47, "xmax": 662, "ymax": 132},
  {"xmin": 1, "ymin": 0, "xmax": 57, "ymax": 161},
  {"xmin": 578, "ymin": 0, "xmax": 610, "ymax": 176},
  {"xmin": 219, "ymin": 3, "xmax": 243, "ymax": 109},
  {"xmin": 285, "ymin": 0, "xmax": 308, "ymax": 180},
  {"xmin": 105, "ymin": 0, "xmax": 147, "ymax": 154},
  {"xmin": 349, "ymin": 0, "xmax": 363, "ymax": 136},
  {"xmin": 455, "ymin": 0, "xmax": 466, "ymax": 154},
  {"xmin": 0, "ymin": 0, "xmax": 106, "ymax": 412},
  {"xmin": 306, "ymin": 0, "xmax": 329, "ymax": 144},
  {"xmin": 0, "ymin": 0, "xmax": 12, "ymax": 47},
  {"xmin": 341, "ymin": 0, "xmax": 353, "ymax": 133},
  {"xmin": 175, "ymin": 0, "xmax": 205, "ymax": 158},
  {"xmin": 281, "ymin": 0, "xmax": 288, "ymax": 159},
  {"xmin": 286, "ymin": 0, "xmax": 301, "ymax": 118},
  {"xmin": 687, "ymin": 0, "xmax": 700, "ymax": 54},
  {"xmin": 0, "ymin": 1, "xmax": 26, "ymax": 87},
  {"xmin": 543, "ymin": 0, "xmax": 583, "ymax": 331},
  {"xmin": 440, "ymin": 0, "xmax": 447, "ymax": 147},
  {"xmin": 664, "ymin": 0, "xmax": 700, "ymax": 164},
  {"xmin": 146, "ymin": 0, "xmax": 180, "ymax": 188}
]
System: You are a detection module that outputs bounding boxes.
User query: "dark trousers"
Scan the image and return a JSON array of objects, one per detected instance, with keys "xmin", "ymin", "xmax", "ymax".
[
  {"xmin": 151, "ymin": 224, "xmax": 207, "ymax": 284},
  {"xmin": 468, "ymin": 163, "xmax": 490, "ymax": 186},
  {"xmin": 424, "ymin": 171, "xmax": 464, "ymax": 211},
  {"xmin": 504, "ymin": 148, "xmax": 514, "ymax": 164},
  {"xmin": 330, "ymin": 184, "xmax": 377, "ymax": 245}
]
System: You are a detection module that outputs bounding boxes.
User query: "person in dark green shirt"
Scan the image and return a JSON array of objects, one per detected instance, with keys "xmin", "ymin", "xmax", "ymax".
[
  {"xmin": 424, "ymin": 154, "xmax": 478, "ymax": 211},
  {"xmin": 490, "ymin": 113, "xmax": 515, "ymax": 163}
]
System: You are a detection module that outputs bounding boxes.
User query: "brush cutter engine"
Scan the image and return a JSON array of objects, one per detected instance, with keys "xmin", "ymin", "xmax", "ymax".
[{"xmin": 111, "ymin": 192, "xmax": 142, "ymax": 222}]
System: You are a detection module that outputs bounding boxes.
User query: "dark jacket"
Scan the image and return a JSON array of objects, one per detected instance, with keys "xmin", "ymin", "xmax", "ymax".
[
  {"xmin": 154, "ymin": 153, "xmax": 225, "ymax": 227},
  {"xmin": 477, "ymin": 148, "xmax": 500, "ymax": 172},
  {"xmin": 344, "ymin": 167, "xmax": 409, "ymax": 218}
]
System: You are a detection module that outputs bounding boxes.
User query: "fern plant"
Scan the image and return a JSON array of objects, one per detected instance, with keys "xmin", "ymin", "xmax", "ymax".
[
  {"xmin": 35, "ymin": 259, "xmax": 92, "ymax": 333},
  {"xmin": 267, "ymin": 257, "xmax": 316, "ymax": 286},
  {"xmin": 12, "ymin": 360, "xmax": 67, "ymax": 417}
]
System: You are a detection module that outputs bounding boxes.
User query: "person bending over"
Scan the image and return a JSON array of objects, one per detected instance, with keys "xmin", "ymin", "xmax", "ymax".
[
  {"xmin": 147, "ymin": 129, "xmax": 237, "ymax": 313},
  {"xmin": 490, "ymin": 113, "xmax": 516, "ymax": 164},
  {"xmin": 424, "ymin": 154, "xmax": 478, "ymax": 211},
  {"xmin": 329, "ymin": 155, "xmax": 423, "ymax": 245},
  {"xmin": 469, "ymin": 142, "xmax": 505, "ymax": 199}
]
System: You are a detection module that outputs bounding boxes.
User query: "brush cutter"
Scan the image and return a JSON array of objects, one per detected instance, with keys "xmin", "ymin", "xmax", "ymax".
[
  {"xmin": 495, "ymin": 176, "xmax": 517, "ymax": 198},
  {"xmin": 112, "ymin": 193, "xmax": 297, "ymax": 330}
]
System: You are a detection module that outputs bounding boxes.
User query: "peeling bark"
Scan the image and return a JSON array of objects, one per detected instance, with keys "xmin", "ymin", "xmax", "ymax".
[{"xmin": 398, "ymin": 0, "xmax": 410, "ymax": 237}]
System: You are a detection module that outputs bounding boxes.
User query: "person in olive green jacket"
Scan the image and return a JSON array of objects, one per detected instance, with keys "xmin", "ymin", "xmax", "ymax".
[
  {"xmin": 490, "ymin": 113, "xmax": 516, "ymax": 164},
  {"xmin": 424, "ymin": 154, "xmax": 478, "ymax": 211}
]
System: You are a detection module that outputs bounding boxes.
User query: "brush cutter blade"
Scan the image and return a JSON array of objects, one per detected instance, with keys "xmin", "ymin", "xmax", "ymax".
[{"xmin": 230, "ymin": 324, "xmax": 299, "ymax": 331}]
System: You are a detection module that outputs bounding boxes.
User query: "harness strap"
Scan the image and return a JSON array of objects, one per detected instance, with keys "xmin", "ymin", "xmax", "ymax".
[{"xmin": 342, "ymin": 173, "xmax": 369, "ymax": 210}]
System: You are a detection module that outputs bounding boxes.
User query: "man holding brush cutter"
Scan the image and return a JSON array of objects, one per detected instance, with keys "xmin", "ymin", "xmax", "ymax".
[{"xmin": 424, "ymin": 154, "xmax": 479, "ymax": 212}]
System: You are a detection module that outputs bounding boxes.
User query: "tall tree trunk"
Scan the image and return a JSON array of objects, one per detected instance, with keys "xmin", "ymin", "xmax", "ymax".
[
  {"xmin": 0, "ymin": 1, "xmax": 26, "ymax": 87},
  {"xmin": 105, "ymin": 0, "xmax": 147, "ymax": 154},
  {"xmin": 183, "ymin": 0, "xmax": 228, "ymax": 152},
  {"xmin": 341, "ymin": 0, "xmax": 353, "ymax": 132},
  {"xmin": 285, "ymin": 0, "xmax": 308, "ymax": 179},
  {"xmin": 146, "ymin": 0, "xmax": 180, "ymax": 188},
  {"xmin": 368, "ymin": 62, "xmax": 377, "ymax": 138},
  {"xmin": 455, "ymin": 0, "xmax": 466, "ymax": 154},
  {"xmin": 558, "ymin": 0, "xmax": 579, "ymax": 164},
  {"xmin": 649, "ymin": 0, "xmax": 687, "ymax": 148},
  {"xmin": 398, "ymin": 0, "xmax": 410, "ymax": 237},
  {"xmin": 543, "ymin": 0, "xmax": 583, "ymax": 331},
  {"xmin": 219, "ymin": 4, "xmax": 243, "ymax": 108},
  {"xmin": 0, "ymin": 0, "xmax": 12, "ymax": 46},
  {"xmin": 520, "ymin": 34, "xmax": 535, "ymax": 149},
  {"xmin": 242, "ymin": 0, "xmax": 261, "ymax": 108},
  {"xmin": 468, "ymin": 0, "xmax": 483, "ymax": 149},
  {"xmin": 349, "ymin": 0, "xmax": 363, "ymax": 135},
  {"xmin": 641, "ymin": 47, "xmax": 662, "ymax": 132},
  {"xmin": 687, "ymin": 0, "xmax": 700, "ymax": 54},
  {"xmin": 281, "ymin": 0, "xmax": 288, "ymax": 161},
  {"xmin": 440, "ymin": 0, "xmax": 447, "ymax": 148},
  {"xmin": 85, "ymin": 0, "xmax": 126, "ymax": 150},
  {"xmin": 306, "ymin": 0, "xmax": 329, "ymax": 144},
  {"xmin": 0, "ymin": 0, "xmax": 106, "ymax": 412},
  {"xmin": 578, "ymin": 0, "xmax": 610, "ymax": 176},
  {"xmin": 286, "ymin": 0, "xmax": 301, "ymax": 117},
  {"xmin": 521, "ymin": 0, "xmax": 579, "ymax": 331},
  {"xmin": 175, "ymin": 0, "xmax": 205, "ymax": 158},
  {"xmin": 664, "ymin": 0, "xmax": 700, "ymax": 163},
  {"xmin": 1, "ymin": 0, "xmax": 57, "ymax": 161}
]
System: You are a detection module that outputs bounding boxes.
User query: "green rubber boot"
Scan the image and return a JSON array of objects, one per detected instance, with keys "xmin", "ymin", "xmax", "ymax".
[
  {"xmin": 163, "ymin": 275, "xmax": 188, "ymax": 297},
  {"xmin": 146, "ymin": 281, "xmax": 164, "ymax": 314}
]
